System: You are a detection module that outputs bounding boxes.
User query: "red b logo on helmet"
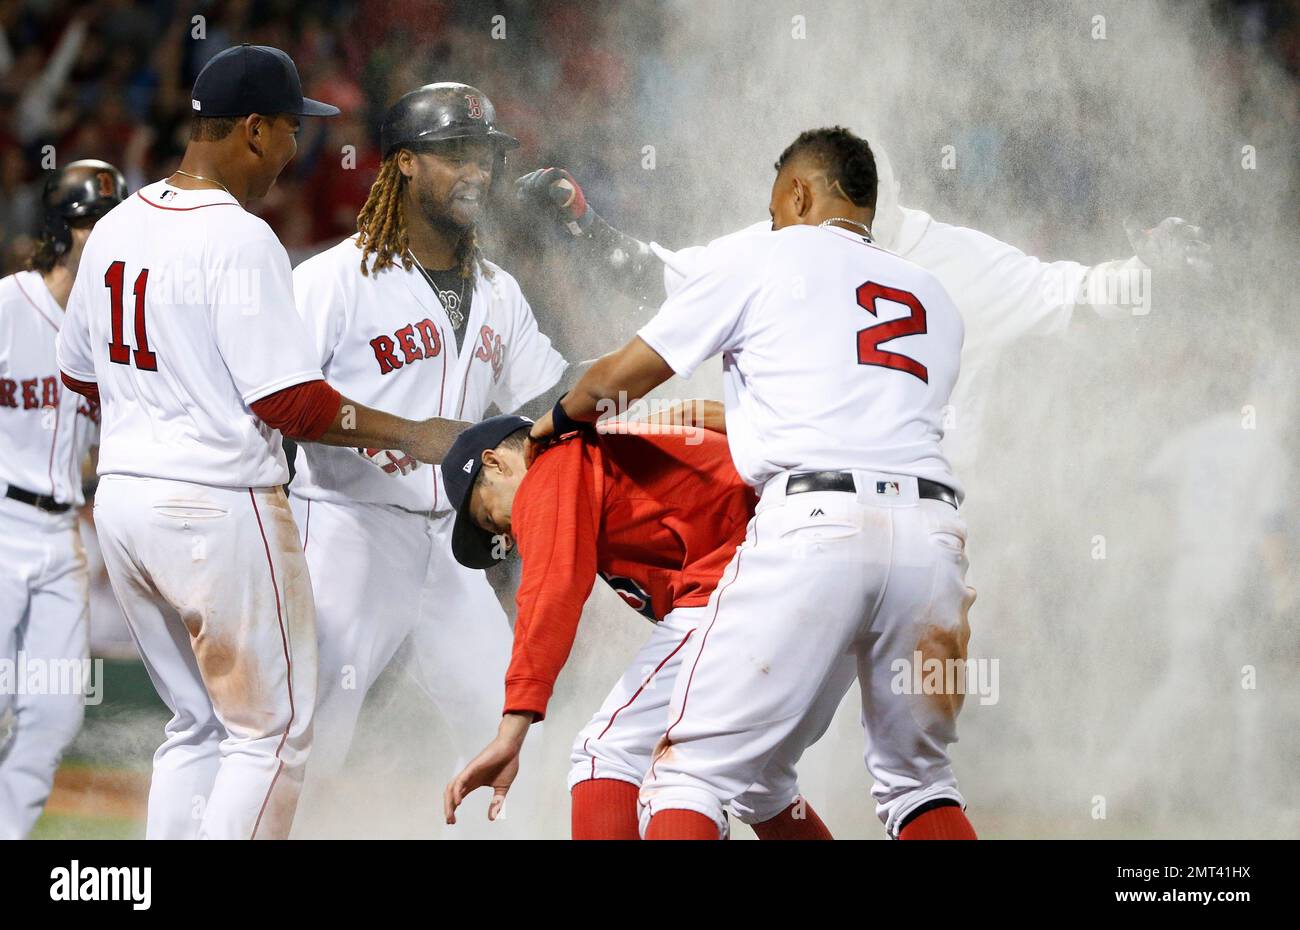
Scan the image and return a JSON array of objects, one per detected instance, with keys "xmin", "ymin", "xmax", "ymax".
[
  {"xmin": 97, "ymin": 171, "xmax": 115, "ymax": 197},
  {"xmin": 465, "ymin": 94, "xmax": 483, "ymax": 119}
]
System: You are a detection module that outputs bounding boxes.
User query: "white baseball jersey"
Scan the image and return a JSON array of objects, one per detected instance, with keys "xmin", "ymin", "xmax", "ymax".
[
  {"xmin": 290, "ymin": 235, "xmax": 566, "ymax": 512},
  {"xmin": 56, "ymin": 180, "xmax": 324, "ymax": 489},
  {"xmin": 0, "ymin": 272, "xmax": 99, "ymax": 506},
  {"xmin": 638, "ymin": 223, "xmax": 964, "ymax": 496},
  {"xmin": 655, "ymin": 209, "xmax": 1143, "ymax": 468}
]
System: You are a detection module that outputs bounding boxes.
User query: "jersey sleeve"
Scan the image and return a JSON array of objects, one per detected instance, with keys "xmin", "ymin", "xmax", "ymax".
[
  {"xmin": 211, "ymin": 231, "xmax": 324, "ymax": 405},
  {"xmin": 504, "ymin": 440, "xmax": 600, "ymax": 720},
  {"xmin": 938, "ymin": 224, "xmax": 1089, "ymax": 343},
  {"xmin": 489, "ymin": 279, "xmax": 567, "ymax": 414},
  {"xmin": 56, "ymin": 267, "xmax": 97, "ymax": 382},
  {"xmin": 651, "ymin": 221, "xmax": 771, "ymax": 299},
  {"xmin": 637, "ymin": 237, "xmax": 762, "ymax": 379},
  {"xmin": 291, "ymin": 249, "xmax": 350, "ymax": 370}
]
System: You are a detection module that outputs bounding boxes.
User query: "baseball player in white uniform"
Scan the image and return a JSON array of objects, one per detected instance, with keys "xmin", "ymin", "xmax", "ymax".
[
  {"xmin": 0, "ymin": 160, "xmax": 125, "ymax": 839},
  {"xmin": 513, "ymin": 138, "xmax": 1211, "ymax": 836},
  {"xmin": 56, "ymin": 45, "xmax": 466, "ymax": 840},
  {"xmin": 530, "ymin": 127, "xmax": 978, "ymax": 840},
  {"xmin": 287, "ymin": 83, "xmax": 567, "ymax": 800},
  {"xmin": 517, "ymin": 148, "xmax": 1210, "ymax": 470}
]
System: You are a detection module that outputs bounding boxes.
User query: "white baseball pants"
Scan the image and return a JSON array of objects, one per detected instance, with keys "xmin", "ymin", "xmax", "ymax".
[
  {"xmin": 638, "ymin": 470, "xmax": 974, "ymax": 838},
  {"xmin": 568, "ymin": 604, "xmax": 852, "ymax": 826},
  {"xmin": 0, "ymin": 497, "xmax": 89, "ymax": 839},
  {"xmin": 94, "ymin": 477, "xmax": 317, "ymax": 839},
  {"xmin": 289, "ymin": 496, "xmax": 513, "ymax": 776}
]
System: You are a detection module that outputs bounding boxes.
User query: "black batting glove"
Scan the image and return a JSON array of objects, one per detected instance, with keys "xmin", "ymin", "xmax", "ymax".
[
  {"xmin": 1124, "ymin": 216, "xmax": 1213, "ymax": 274},
  {"xmin": 515, "ymin": 167, "xmax": 594, "ymax": 235}
]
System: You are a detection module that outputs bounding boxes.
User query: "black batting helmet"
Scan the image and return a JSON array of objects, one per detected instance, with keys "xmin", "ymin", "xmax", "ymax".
[
  {"xmin": 41, "ymin": 159, "xmax": 127, "ymax": 257},
  {"xmin": 380, "ymin": 83, "xmax": 518, "ymax": 187}
]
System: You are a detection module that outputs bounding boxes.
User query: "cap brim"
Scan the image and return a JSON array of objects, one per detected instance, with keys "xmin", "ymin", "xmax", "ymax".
[
  {"xmin": 489, "ymin": 129, "xmax": 520, "ymax": 150},
  {"xmin": 450, "ymin": 507, "xmax": 506, "ymax": 570},
  {"xmin": 297, "ymin": 97, "xmax": 341, "ymax": 117}
]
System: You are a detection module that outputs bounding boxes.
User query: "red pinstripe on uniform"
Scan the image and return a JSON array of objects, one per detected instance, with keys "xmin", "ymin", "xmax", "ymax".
[
  {"xmin": 585, "ymin": 627, "xmax": 695, "ymax": 780},
  {"xmin": 649, "ymin": 521, "xmax": 756, "ymax": 785},
  {"xmin": 136, "ymin": 191, "xmax": 239, "ymax": 212},
  {"xmin": 433, "ymin": 323, "xmax": 448, "ymax": 511},
  {"xmin": 13, "ymin": 275, "xmax": 60, "ymax": 331},
  {"xmin": 247, "ymin": 489, "xmax": 295, "ymax": 840},
  {"xmin": 14, "ymin": 275, "xmax": 66, "ymax": 498}
]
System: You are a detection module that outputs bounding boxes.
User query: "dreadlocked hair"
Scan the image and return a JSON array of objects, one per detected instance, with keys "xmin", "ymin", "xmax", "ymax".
[{"xmin": 355, "ymin": 155, "xmax": 494, "ymax": 282}]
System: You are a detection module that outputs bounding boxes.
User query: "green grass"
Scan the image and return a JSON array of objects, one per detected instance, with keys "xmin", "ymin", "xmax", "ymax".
[{"xmin": 31, "ymin": 812, "xmax": 142, "ymax": 840}]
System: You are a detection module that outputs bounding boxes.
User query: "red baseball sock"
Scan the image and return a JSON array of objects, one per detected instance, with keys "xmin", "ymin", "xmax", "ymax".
[
  {"xmin": 751, "ymin": 797, "xmax": 834, "ymax": 840},
  {"xmin": 898, "ymin": 802, "xmax": 977, "ymax": 840},
  {"xmin": 571, "ymin": 779, "xmax": 641, "ymax": 840},
  {"xmin": 644, "ymin": 809, "xmax": 720, "ymax": 840}
]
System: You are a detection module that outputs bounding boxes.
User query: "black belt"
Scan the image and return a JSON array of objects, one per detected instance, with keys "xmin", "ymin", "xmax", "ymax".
[
  {"xmin": 785, "ymin": 471, "xmax": 958, "ymax": 510},
  {"xmin": 5, "ymin": 485, "xmax": 71, "ymax": 514}
]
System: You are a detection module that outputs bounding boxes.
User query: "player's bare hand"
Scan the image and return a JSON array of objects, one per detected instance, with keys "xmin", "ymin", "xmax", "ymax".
[
  {"xmin": 443, "ymin": 712, "xmax": 533, "ymax": 824},
  {"xmin": 621, "ymin": 398, "xmax": 726, "ymax": 434},
  {"xmin": 1125, "ymin": 216, "xmax": 1212, "ymax": 274},
  {"xmin": 527, "ymin": 410, "xmax": 556, "ymax": 461},
  {"xmin": 515, "ymin": 167, "xmax": 592, "ymax": 234},
  {"xmin": 404, "ymin": 416, "xmax": 469, "ymax": 465}
]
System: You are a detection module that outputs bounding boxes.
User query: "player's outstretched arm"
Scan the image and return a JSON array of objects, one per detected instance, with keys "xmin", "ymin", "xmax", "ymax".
[
  {"xmin": 516, "ymin": 167, "xmax": 666, "ymax": 307},
  {"xmin": 530, "ymin": 337, "xmax": 675, "ymax": 448},
  {"xmin": 316, "ymin": 396, "xmax": 469, "ymax": 465},
  {"xmin": 251, "ymin": 380, "xmax": 469, "ymax": 464},
  {"xmin": 626, "ymin": 398, "xmax": 726, "ymax": 434}
]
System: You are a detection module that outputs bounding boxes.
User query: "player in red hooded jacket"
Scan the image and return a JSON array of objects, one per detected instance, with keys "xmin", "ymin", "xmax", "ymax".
[{"xmin": 438, "ymin": 405, "xmax": 834, "ymax": 839}]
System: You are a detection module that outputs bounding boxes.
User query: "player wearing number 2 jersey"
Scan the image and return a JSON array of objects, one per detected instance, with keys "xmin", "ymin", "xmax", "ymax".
[
  {"xmin": 530, "ymin": 127, "xmax": 979, "ymax": 840},
  {"xmin": 56, "ymin": 45, "xmax": 466, "ymax": 840}
]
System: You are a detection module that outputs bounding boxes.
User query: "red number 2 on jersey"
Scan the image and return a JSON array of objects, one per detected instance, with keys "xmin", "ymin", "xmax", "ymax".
[
  {"xmin": 854, "ymin": 281, "xmax": 928, "ymax": 383},
  {"xmin": 105, "ymin": 260, "xmax": 158, "ymax": 371}
]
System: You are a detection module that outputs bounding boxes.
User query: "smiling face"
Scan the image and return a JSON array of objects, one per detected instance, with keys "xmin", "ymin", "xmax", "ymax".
[{"xmin": 400, "ymin": 137, "xmax": 494, "ymax": 231}]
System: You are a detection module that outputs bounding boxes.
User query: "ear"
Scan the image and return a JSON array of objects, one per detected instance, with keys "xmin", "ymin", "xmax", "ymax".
[
  {"xmin": 397, "ymin": 149, "xmax": 418, "ymax": 180},
  {"xmin": 244, "ymin": 114, "xmax": 266, "ymax": 156},
  {"xmin": 480, "ymin": 448, "xmax": 503, "ymax": 474},
  {"xmin": 793, "ymin": 175, "xmax": 813, "ymax": 219}
]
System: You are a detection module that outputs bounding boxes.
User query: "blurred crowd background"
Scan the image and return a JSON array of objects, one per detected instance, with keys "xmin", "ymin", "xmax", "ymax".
[{"xmin": 3, "ymin": 0, "xmax": 1297, "ymax": 837}]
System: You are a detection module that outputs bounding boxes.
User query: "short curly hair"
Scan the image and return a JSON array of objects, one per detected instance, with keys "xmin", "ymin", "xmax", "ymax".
[{"xmin": 774, "ymin": 126, "xmax": 878, "ymax": 210}]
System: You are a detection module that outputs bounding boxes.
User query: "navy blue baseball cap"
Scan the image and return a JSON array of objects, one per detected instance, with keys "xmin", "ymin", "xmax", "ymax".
[
  {"xmin": 191, "ymin": 44, "xmax": 340, "ymax": 118},
  {"xmin": 441, "ymin": 415, "xmax": 533, "ymax": 569}
]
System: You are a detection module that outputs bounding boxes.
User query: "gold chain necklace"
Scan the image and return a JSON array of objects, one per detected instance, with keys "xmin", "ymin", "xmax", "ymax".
[{"xmin": 171, "ymin": 169, "xmax": 233, "ymax": 197}]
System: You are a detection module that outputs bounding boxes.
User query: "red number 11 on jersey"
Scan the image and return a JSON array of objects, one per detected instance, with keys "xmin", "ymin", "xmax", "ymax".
[
  {"xmin": 105, "ymin": 260, "xmax": 158, "ymax": 371},
  {"xmin": 855, "ymin": 281, "xmax": 928, "ymax": 384}
]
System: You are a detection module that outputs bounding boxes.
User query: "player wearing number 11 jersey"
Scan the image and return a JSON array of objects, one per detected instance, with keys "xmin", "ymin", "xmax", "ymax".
[{"xmin": 56, "ymin": 45, "xmax": 466, "ymax": 840}]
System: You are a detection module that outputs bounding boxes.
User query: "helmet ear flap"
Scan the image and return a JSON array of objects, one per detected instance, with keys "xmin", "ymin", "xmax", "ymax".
[{"xmin": 43, "ymin": 211, "xmax": 72, "ymax": 258}]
